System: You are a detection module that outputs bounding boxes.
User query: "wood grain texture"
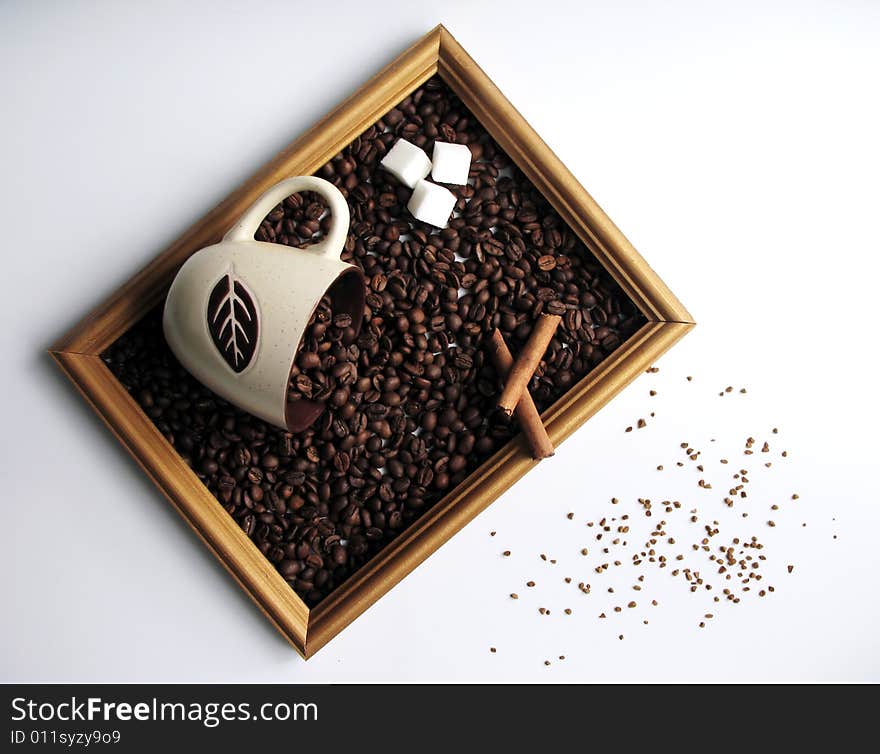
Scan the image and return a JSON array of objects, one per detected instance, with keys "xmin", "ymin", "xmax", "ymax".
[{"xmin": 50, "ymin": 25, "xmax": 693, "ymax": 659}]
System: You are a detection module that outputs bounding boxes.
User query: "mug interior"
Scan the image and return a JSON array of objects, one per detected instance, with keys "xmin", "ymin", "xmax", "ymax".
[{"xmin": 284, "ymin": 266, "xmax": 366, "ymax": 433}]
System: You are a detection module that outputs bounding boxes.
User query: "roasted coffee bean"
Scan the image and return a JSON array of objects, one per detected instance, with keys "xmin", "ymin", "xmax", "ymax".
[
  {"xmin": 298, "ymin": 351, "xmax": 321, "ymax": 370},
  {"xmin": 537, "ymin": 255, "xmax": 557, "ymax": 271},
  {"xmin": 103, "ymin": 75, "xmax": 644, "ymax": 608},
  {"xmin": 287, "ymin": 294, "xmax": 360, "ymax": 405},
  {"xmin": 331, "ymin": 545, "xmax": 348, "ymax": 565}
]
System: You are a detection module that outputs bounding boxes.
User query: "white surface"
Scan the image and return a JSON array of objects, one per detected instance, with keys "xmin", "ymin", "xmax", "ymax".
[
  {"xmin": 431, "ymin": 141, "xmax": 471, "ymax": 185},
  {"xmin": 407, "ymin": 178, "xmax": 457, "ymax": 227},
  {"xmin": 380, "ymin": 138, "xmax": 432, "ymax": 188},
  {"xmin": 1, "ymin": 0, "xmax": 878, "ymax": 683}
]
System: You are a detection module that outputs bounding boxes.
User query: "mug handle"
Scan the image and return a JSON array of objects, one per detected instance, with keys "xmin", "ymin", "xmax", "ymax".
[{"xmin": 223, "ymin": 175, "xmax": 350, "ymax": 258}]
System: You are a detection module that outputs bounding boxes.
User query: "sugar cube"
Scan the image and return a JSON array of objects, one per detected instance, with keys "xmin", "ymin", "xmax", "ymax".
[
  {"xmin": 431, "ymin": 141, "xmax": 472, "ymax": 185},
  {"xmin": 379, "ymin": 138, "xmax": 431, "ymax": 188},
  {"xmin": 407, "ymin": 179, "xmax": 457, "ymax": 227}
]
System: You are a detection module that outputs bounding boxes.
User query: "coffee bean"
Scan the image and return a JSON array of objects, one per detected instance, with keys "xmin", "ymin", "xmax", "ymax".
[
  {"xmin": 287, "ymin": 294, "xmax": 360, "ymax": 406},
  {"xmin": 104, "ymin": 75, "xmax": 644, "ymax": 608},
  {"xmin": 331, "ymin": 545, "xmax": 348, "ymax": 565},
  {"xmin": 537, "ymin": 254, "xmax": 556, "ymax": 271}
]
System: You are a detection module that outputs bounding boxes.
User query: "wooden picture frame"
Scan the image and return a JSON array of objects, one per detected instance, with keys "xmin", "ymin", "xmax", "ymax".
[{"xmin": 50, "ymin": 25, "xmax": 694, "ymax": 658}]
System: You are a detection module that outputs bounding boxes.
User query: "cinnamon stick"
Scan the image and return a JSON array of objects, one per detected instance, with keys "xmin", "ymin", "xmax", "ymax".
[
  {"xmin": 487, "ymin": 329, "xmax": 555, "ymax": 460},
  {"xmin": 496, "ymin": 314, "xmax": 562, "ymax": 417}
]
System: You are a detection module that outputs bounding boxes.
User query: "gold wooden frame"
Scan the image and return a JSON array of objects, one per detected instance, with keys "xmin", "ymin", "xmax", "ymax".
[{"xmin": 50, "ymin": 25, "xmax": 693, "ymax": 658}]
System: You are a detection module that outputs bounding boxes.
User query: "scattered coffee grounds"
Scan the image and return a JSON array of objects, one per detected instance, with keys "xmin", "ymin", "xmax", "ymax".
[
  {"xmin": 495, "ymin": 369, "xmax": 816, "ymax": 667},
  {"xmin": 286, "ymin": 295, "xmax": 359, "ymax": 405},
  {"xmin": 102, "ymin": 75, "xmax": 644, "ymax": 607}
]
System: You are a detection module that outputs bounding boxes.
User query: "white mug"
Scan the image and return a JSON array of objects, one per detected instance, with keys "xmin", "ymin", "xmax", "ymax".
[{"xmin": 163, "ymin": 176, "xmax": 364, "ymax": 432}]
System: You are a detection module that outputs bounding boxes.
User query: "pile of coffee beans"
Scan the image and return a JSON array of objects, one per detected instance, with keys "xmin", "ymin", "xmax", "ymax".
[
  {"xmin": 256, "ymin": 190, "xmax": 329, "ymax": 248},
  {"xmin": 287, "ymin": 295, "xmax": 359, "ymax": 405},
  {"xmin": 103, "ymin": 76, "xmax": 644, "ymax": 606}
]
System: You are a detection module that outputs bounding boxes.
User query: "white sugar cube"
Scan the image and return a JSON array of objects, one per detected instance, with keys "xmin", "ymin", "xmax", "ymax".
[
  {"xmin": 431, "ymin": 141, "xmax": 472, "ymax": 185},
  {"xmin": 379, "ymin": 138, "xmax": 431, "ymax": 188},
  {"xmin": 407, "ymin": 179, "xmax": 457, "ymax": 227}
]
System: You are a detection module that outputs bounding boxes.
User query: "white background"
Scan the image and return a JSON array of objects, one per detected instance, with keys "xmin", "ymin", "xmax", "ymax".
[{"xmin": 2, "ymin": 0, "xmax": 878, "ymax": 683}]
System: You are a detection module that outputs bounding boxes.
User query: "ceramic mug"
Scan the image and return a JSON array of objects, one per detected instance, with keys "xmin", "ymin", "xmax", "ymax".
[{"xmin": 163, "ymin": 176, "xmax": 365, "ymax": 432}]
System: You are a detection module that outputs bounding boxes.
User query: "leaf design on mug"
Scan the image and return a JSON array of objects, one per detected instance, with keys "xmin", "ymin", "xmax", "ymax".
[{"xmin": 207, "ymin": 265, "xmax": 259, "ymax": 373}]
